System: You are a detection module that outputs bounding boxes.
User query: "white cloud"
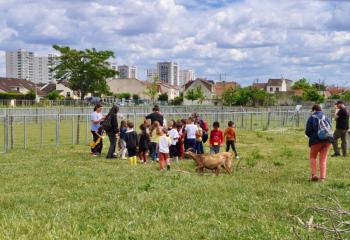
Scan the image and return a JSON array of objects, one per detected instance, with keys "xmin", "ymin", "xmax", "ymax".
[{"xmin": 0, "ymin": 0, "xmax": 350, "ymax": 85}]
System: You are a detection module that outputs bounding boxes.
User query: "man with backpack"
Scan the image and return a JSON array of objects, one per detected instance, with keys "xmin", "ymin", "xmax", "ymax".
[
  {"xmin": 332, "ymin": 100, "xmax": 349, "ymax": 157},
  {"xmin": 305, "ymin": 104, "xmax": 333, "ymax": 182}
]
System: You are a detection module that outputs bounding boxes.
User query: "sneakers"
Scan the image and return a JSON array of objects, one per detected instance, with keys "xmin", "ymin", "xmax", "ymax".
[
  {"xmin": 235, "ymin": 155, "xmax": 240, "ymax": 160},
  {"xmin": 331, "ymin": 153, "xmax": 340, "ymax": 157},
  {"xmin": 310, "ymin": 175, "xmax": 319, "ymax": 182}
]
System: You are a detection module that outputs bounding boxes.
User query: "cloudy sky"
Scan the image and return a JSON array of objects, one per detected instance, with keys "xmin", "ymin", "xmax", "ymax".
[{"xmin": 0, "ymin": 0, "xmax": 350, "ymax": 85}]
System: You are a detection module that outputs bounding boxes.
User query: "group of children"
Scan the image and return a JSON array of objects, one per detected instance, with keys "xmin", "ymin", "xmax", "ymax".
[
  {"xmin": 91, "ymin": 117, "xmax": 238, "ymax": 171},
  {"xmin": 91, "ymin": 116, "xmax": 239, "ymax": 171}
]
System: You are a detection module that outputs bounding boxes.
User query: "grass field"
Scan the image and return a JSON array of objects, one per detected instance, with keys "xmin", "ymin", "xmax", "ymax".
[{"xmin": 1, "ymin": 129, "xmax": 350, "ymax": 239}]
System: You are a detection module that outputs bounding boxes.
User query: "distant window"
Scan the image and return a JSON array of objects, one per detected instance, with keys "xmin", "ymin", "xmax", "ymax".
[
  {"xmin": 16, "ymin": 87, "xmax": 20, "ymax": 92},
  {"xmin": 66, "ymin": 92, "xmax": 71, "ymax": 97},
  {"xmin": 276, "ymin": 88, "xmax": 279, "ymax": 92},
  {"xmin": 270, "ymin": 87, "xmax": 273, "ymax": 92}
]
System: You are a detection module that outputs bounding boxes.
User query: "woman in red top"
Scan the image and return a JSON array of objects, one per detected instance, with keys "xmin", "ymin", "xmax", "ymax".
[{"xmin": 209, "ymin": 121, "xmax": 224, "ymax": 154}]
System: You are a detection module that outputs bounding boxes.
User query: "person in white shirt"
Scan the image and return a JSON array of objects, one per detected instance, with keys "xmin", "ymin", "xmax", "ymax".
[
  {"xmin": 168, "ymin": 121, "xmax": 179, "ymax": 162},
  {"xmin": 158, "ymin": 128, "xmax": 171, "ymax": 171},
  {"xmin": 185, "ymin": 117, "xmax": 198, "ymax": 151},
  {"xmin": 90, "ymin": 104, "xmax": 105, "ymax": 156}
]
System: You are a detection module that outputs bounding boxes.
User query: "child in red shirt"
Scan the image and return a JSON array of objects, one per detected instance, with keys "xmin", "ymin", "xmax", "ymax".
[{"xmin": 209, "ymin": 121, "xmax": 224, "ymax": 154}]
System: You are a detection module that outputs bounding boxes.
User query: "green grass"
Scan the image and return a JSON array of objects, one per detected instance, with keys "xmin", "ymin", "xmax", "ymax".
[{"xmin": 1, "ymin": 129, "xmax": 350, "ymax": 239}]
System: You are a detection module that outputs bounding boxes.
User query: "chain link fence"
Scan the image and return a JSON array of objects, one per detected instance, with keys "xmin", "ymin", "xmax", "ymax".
[{"xmin": 0, "ymin": 109, "xmax": 333, "ymax": 153}]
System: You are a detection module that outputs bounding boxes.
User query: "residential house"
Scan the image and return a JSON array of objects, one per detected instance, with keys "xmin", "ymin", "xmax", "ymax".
[
  {"xmin": 40, "ymin": 80, "xmax": 79, "ymax": 99},
  {"xmin": 265, "ymin": 78, "xmax": 293, "ymax": 93},
  {"xmin": 107, "ymin": 78, "xmax": 150, "ymax": 100},
  {"xmin": 0, "ymin": 77, "xmax": 38, "ymax": 94},
  {"xmin": 252, "ymin": 82, "xmax": 267, "ymax": 90},
  {"xmin": 215, "ymin": 81, "xmax": 240, "ymax": 97},
  {"xmin": 158, "ymin": 81, "xmax": 180, "ymax": 100},
  {"xmin": 183, "ymin": 78, "xmax": 215, "ymax": 105}
]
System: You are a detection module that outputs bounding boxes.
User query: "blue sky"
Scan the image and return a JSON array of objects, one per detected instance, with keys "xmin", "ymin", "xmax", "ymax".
[{"xmin": 0, "ymin": 0, "xmax": 350, "ymax": 86}]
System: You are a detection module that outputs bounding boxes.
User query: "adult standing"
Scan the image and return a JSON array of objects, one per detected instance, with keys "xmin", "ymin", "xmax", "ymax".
[
  {"xmin": 91, "ymin": 104, "xmax": 105, "ymax": 156},
  {"xmin": 146, "ymin": 104, "xmax": 164, "ymax": 127},
  {"xmin": 106, "ymin": 105, "xmax": 119, "ymax": 159},
  {"xmin": 332, "ymin": 100, "xmax": 349, "ymax": 157},
  {"xmin": 193, "ymin": 112, "xmax": 209, "ymax": 143},
  {"xmin": 305, "ymin": 104, "xmax": 332, "ymax": 182}
]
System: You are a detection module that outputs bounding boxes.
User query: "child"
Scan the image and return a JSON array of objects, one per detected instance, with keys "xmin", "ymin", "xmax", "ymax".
[
  {"xmin": 195, "ymin": 123, "xmax": 204, "ymax": 154},
  {"xmin": 125, "ymin": 121, "xmax": 138, "ymax": 165},
  {"xmin": 119, "ymin": 120, "xmax": 128, "ymax": 159},
  {"xmin": 149, "ymin": 121, "xmax": 162, "ymax": 161},
  {"xmin": 185, "ymin": 117, "xmax": 198, "ymax": 151},
  {"xmin": 138, "ymin": 124, "xmax": 150, "ymax": 164},
  {"xmin": 168, "ymin": 121, "xmax": 179, "ymax": 162},
  {"xmin": 158, "ymin": 128, "xmax": 171, "ymax": 171},
  {"xmin": 90, "ymin": 126, "xmax": 104, "ymax": 156},
  {"xmin": 209, "ymin": 121, "xmax": 224, "ymax": 154},
  {"xmin": 224, "ymin": 121, "xmax": 239, "ymax": 159},
  {"xmin": 176, "ymin": 121, "xmax": 185, "ymax": 159}
]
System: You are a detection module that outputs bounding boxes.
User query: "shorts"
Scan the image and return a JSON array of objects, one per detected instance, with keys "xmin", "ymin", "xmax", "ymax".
[{"xmin": 169, "ymin": 145, "xmax": 178, "ymax": 158}]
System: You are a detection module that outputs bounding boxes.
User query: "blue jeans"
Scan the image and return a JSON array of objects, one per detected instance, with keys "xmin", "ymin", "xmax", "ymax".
[
  {"xmin": 150, "ymin": 142, "xmax": 158, "ymax": 160},
  {"xmin": 210, "ymin": 146, "xmax": 221, "ymax": 154},
  {"xmin": 195, "ymin": 141, "xmax": 204, "ymax": 154},
  {"xmin": 186, "ymin": 138, "xmax": 196, "ymax": 151}
]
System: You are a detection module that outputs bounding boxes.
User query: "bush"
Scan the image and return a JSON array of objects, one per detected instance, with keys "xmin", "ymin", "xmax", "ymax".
[{"xmin": 0, "ymin": 91, "xmax": 36, "ymax": 100}]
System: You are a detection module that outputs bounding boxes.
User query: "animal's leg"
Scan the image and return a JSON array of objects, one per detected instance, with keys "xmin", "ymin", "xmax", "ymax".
[{"xmin": 215, "ymin": 167, "xmax": 220, "ymax": 176}]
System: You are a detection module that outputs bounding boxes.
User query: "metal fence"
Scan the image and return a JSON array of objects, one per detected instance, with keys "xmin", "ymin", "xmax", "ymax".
[{"xmin": 0, "ymin": 109, "xmax": 333, "ymax": 153}]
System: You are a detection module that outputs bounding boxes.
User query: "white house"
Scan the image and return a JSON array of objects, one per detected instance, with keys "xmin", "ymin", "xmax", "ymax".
[
  {"xmin": 183, "ymin": 78, "xmax": 215, "ymax": 105},
  {"xmin": 265, "ymin": 79, "xmax": 293, "ymax": 93}
]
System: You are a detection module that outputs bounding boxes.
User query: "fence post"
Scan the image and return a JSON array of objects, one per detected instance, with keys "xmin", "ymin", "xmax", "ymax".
[
  {"xmin": 267, "ymin": 111, "xmax": 271, "ymax": 129},
  {"xmin": 24, "ymin": 116, "xmax": 27, "ymax": 149},
  {"xmin": 85, "ymin": 114, "xmax": 89, "ymax": 145},
  {"xmin": 241, "ymin": 112, "xmax": 244, "ymax": 129},
  {"xmin": 76, "ymin": 114, "xmax": 80, "ymax": 145},
  {"xmin": 296, "ymin": 111, "xmax": 300, "ymax": 127},
  {"xmin": 4, "ymin": 115, "xmax": 8, "ymax": 153},
  {"xmin": 250, "ymin": 112, "xmax": 253, "ymax": 130},
  {"xmin": 56, "ymin": 114, "xmax": 60, "ymax": 146},
  {"xmin": 40, "ymin": 115, "xmax": 43, "ymax": 147},
  {"xmin": 72, "ymin": 115, "xmax": 75, "ymax": 145},
  {"xmin": 10, "ymin": 116, "xmax": 14, "ymax": 149}
]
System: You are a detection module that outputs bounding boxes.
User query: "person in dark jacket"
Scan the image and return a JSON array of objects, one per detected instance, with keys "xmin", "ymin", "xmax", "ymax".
[
  {"xmin": 145, "ymin": 104, "xmax": 164, "ymax": 126},
  {"xmin": 138, "ymin": 124, "xmax": 150, "ymax": 164},
  {"xmin": 106, "ymin": 106, "xmax": 119, "ymax": 159},
  {"xmin": 332, "ymin": 100, "xmax": 349, "ymax": 157},
  {"xmin": 305, "ymin": 104, "xmax": 332, "ymax": 182},
  {"xmin": 125, "ymin": 121, "xmax": 138, "ymax": 165}
]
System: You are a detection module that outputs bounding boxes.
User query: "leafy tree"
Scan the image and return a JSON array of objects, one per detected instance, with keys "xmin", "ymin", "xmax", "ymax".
[
  {"xmin": 292, "ymin": 78, "xmax": 311, "ymax": 90},
  {"xmin": 146, "ymin": 76, "xmax": 159, "ymax": 103},
  {"xmin": 132, "ymin": 94, "xmax": 139, "ymax": 101},
  {"xmin": 340, "ymin": 92, "xmax": 350, "ymax": 102},
  {"xmin": 303, "ymin": 89, "xmax": 325, "ymax": 103},
  {"xmin": 52, "ymin": 45, "xmax": 118, "ymax": 100},
  {"xmin": 171, "ymin": 96, "xmax": 183, "ymax": 105},
  {"xmin": 158, "ymin": 93, "xmax": 168, "ymax": 102},
  {"xmin": 47, "ymin": 90, "xmax": 64, "ymax": 100},
  {"xmin": 115, "ymin": 92, "xmax": 131, "ymax": 100},
  {"xmin": 312, "ymin": 83, "xmax": 326, "ymax": 91},
  {"xmin": 222, "ymin": 88, "xmax": 236, "ymax": 106},
  {"xmin": 185, "ymin": 86, "xmax": 204, "ymax": 103}
]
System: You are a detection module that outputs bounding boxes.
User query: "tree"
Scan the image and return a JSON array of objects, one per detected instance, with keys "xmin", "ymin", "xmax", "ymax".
[
  {"xmin": 158, "ymin": 93, "xmax": 168, "ymax": 102},
  {"xmin": 132, "ymin": 94, "xmax": 139, "ymax": 101},
  {"xmin": 312, "ymin": 83, "xmax": 326, "ymax": 91},
  {"xmin": 303, "ymin": 89, "xmax": 325, "ymax": 103},
  {"xmin": 115, "ymin": 92, "xmax": 131, "ymax": 100},
  {"xmin": 292, "ymin": 78, "xmax": 311, "ymax": 90},
  {"xmin": 170, "ymin": 96, "xmax": 183, "ymax": 105},
  {"xmin": 340, "ymin": 91, "xmax": 350, "ymax": 102},
  {"xmin": 47, "ymin": 90, "xmax": 64, "ymax": 100},
  {"xmin": 146, "ymin": 76, "xmax": 159, "ymax": 103},
  {"xmin": 52, "ymin": 45, "xmax": 118, "ymax": 100},
  {"xmin": 185, "ymin": 86, "xmax": 205, "ymax": 103}
]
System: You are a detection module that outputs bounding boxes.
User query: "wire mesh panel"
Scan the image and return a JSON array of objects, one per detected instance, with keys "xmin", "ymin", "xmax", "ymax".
[{"xmin": 0, "ymin": 116, "xmax": 6, "ymax": 153}]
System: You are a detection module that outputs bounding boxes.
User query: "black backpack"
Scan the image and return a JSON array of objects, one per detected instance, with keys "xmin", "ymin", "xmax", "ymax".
[{"xmin": 101, "ymin": 115, "xmax": 112, "ymax": 131}]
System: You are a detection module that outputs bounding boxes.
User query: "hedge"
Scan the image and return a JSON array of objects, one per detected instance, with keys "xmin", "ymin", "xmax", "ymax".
[{"xmin": 0, "ymin": 92, "xmax": 36, "ymax": 100}]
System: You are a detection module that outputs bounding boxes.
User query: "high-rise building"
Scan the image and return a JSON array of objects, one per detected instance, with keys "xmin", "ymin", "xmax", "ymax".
[
  {"xmin": 146, "ymin": 68, "xmax": 158, "ymax": 82},
  {"xmin": 6, "ymin": 49, "xmax": 34, "ymax": 82},
  {"xmin": 33, "ymin": 54, "xmax": 58, "ymax": 83},
  {"xmin": 117, "ymin": 65, "xmax": 137, "ymax": 79},
  {"xmin": 157, "ymin": 61, "xmax": 179, "ymax": 86},
  {"xmin": 179, "ymin": 69, "xmax": 195, "ymax": 86},
  {"xmin": 6, "ymin": 49, "xmax": 57, "ymax": 83}
]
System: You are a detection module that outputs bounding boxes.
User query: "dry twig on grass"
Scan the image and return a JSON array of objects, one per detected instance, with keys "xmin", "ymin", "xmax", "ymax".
[{"xmin": 291, "ymin": 195, "xmax": 350, "ymax": 240}]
